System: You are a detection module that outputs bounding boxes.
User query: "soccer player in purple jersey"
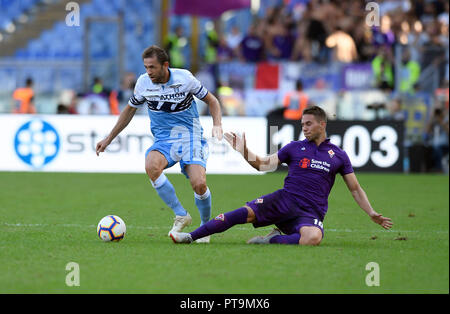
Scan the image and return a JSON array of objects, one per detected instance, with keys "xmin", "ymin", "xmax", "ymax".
[{"xmin": 170, "ymin": 106, "xmax": 393, "ymax": 245}]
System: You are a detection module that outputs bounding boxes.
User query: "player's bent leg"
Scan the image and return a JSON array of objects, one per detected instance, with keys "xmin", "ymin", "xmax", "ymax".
[
  {"xmin": 185, "ymin": 164, "xmax": 208, "ymax": 195},
  {"xmin": 245, "ymin": 205, "xmax": 256, "ymax": 223},
  {"xmin": 256, "ymin": 226, "xmax": 322, "ymax": 245},
  {"xmin": 145, "ymin": 150, "xmax": 168, "ymax": 181},
  {"xmin": 299, "ymin": 226, "xmax": 323, "ymax": 246}
]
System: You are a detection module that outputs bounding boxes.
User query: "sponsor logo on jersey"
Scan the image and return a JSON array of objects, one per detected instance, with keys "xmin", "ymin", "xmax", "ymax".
[
  {"xmin": 299, "ymin": 158, "xmax": 310, "ymax": 168},
  {"xmin": 299, "ymin": 158, "xmax": 330, "ymax": 172},
  {"xmin": 160, "ymin": 92, "xmax": 186, "ymax": 101},
  {"xmin": 310, "ymin": 159, "xmax": 331, "ymax": 172}
]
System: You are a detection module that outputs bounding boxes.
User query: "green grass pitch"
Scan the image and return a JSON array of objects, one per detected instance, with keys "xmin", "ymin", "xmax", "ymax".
[{"xmin": 0, "ymin": 171, "xmax": 448, "ymax": 293}]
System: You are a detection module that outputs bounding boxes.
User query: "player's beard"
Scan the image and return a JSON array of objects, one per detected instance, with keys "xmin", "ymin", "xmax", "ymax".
[{"xmin": 149, "ymin": 69, "xmax": 165, "ymax": 84}]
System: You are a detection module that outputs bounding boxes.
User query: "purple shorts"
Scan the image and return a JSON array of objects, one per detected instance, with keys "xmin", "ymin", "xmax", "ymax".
[{"xmin": 246, "ymin": 189, "xmax": 324, "ymax": 237}]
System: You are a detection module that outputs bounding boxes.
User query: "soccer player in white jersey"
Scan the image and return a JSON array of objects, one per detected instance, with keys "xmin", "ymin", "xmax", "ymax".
[{"xmin": 96, "ymin": 45, "xmax": 223, "ymax": 242}]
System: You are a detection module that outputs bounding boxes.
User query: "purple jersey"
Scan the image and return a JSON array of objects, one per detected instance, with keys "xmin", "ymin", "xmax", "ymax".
[
  {"xmin": 241, "ymin": 35, "xmax": 264, "ymax": 62},
  {"xmin": 277, "ymin": 139, "xmax": 354, "ymax": 220}
]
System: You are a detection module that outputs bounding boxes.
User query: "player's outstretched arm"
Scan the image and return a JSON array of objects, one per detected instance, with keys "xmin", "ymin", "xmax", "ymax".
[
  {"xmin": 224, "ymin": 132, "xmax": 279, "ymax": 172},
  {"xmin": 342, "ymin": 173, "xmax": 393, "ymax": 230},
  {"xmin": 202, "ymin": 92, "xmax": 223, "ymax": 140},
  {"xmin": 96, "ymin": 105, "xmax": 137, "ymax": 156}
]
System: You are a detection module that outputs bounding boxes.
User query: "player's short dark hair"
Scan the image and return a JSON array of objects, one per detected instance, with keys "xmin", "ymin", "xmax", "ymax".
[
  {"xmin": 303, "ymin": 105, "xmax": 327, "ymax": 123},
  {"xmin": 142, "ymin": 45, "xmax": 169, "ymax": 65}
]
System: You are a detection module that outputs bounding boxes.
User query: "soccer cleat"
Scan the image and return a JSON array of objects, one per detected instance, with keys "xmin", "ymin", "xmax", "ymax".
[
  {"xmin": 169, "ymin": 232, "xmax": 193, "ymax": 244},
  {"xmin": 247, "ymin": 228, "xmax": 282, "ymax": 244},
  {"xmin": 168, "ymin": 213, "xmax": 192, "ymax": 236},
  {"xmin": 195, "ymin": 235, "xmax": 210, "ymax": 243}
]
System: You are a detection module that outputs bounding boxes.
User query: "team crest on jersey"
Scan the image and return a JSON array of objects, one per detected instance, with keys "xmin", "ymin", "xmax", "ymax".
[
  {"xmin": 214, "ymin": 214, "xmax": 225, "ymax": 221},
  {"xmin": 169, "ymin": 84, "xmax": 182, "ymax": 93},
  {"xmin": 328, "ymin": 149, "xmax": 335, "ymax": 158},
  {"xmin": 299, "ymin": 158, "xmax": 311, "ymax": 169},
  {"xmin": 301, "ymin": 147, "xmax": 306, "ymax": 151},
  {"xmin": 256, "ymin": 198, "xmax": 264, "ymax": 204}
]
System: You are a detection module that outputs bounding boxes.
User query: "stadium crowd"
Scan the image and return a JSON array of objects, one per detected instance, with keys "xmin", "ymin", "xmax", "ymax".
[{"xmin": 7, "ymin": 0, "xmax": 449, "ymax": 172}]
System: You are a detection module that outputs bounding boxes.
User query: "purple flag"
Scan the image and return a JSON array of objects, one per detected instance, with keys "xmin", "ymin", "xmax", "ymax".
[{"xmin": 174, "ymin": 0, "xmax": 251, "ymax": 18}]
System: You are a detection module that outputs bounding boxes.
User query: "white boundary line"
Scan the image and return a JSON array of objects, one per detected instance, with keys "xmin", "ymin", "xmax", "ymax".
[{"xmin": 1, "ymin": 222, "xmax": 448, "ymax": 234}]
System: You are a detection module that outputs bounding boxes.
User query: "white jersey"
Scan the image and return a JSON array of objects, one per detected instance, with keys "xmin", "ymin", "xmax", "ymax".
[{"xmin": 128, "ymin": 68, "xmax": 209, "ymax": 141}]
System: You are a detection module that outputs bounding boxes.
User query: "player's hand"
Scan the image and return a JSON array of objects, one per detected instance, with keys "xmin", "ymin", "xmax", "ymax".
[
  {"xmin": 212, "ymin": 125, "xmax": 223, "ymax": 141},
  {"xmin": 224, "ymin": 131, "xmax": 246, "ymax": 155},
  {"xmin": 370, "ymin": 212, "xmax": 393, "ymax": 230},
  {"xmin": 96, "ymin": 138, "xmax": 110, "ymax": 156}
]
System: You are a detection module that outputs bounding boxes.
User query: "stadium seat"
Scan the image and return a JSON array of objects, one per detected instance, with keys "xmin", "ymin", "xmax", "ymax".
[{"xmin": 2, "ymin": 0, "xmax": 219, "ymax": 89}]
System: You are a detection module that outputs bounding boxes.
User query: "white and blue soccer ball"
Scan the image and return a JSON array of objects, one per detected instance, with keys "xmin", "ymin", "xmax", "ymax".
[{"xmin": 97, "ymin": 215, "xmax": 126, "ymax": 242}]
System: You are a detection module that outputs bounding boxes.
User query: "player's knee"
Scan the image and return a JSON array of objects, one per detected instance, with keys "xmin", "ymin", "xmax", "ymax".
[
  {"xmin": 300, "ymin": 229, "xmax": 322, "ymax": 246},
  {"xmin": 145, "ymin": 164, "xmax": 163, "ymax": 181},
  {"xmin": 305, "ymin": 234, "xmax": 322, "ymax": 246},
  {"xmin": 245, "ymin": 206, "xmax": 256, "ymax": 223},
  {"xmin": 191, "ymin": 179, "xmax": 207, "ymax": 195}
]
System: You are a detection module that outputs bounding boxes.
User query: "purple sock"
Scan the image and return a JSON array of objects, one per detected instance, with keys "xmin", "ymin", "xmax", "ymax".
[
  {"xmin": 269, "ymin": 233, "xmax": 301, "ymax": 244},
  {"xmin": 190, "ymin": 207, "xmax": 248, "ymax": 241}
]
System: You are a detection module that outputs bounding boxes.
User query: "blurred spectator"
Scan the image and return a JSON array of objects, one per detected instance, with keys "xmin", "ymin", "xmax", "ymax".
[
  {"xmin": 438, "ymin": 1, "xmax": 449, "ymax": 26},
  {"xmin": 399, "ymin": 48, "xmax": 421, "ymax": 94},
  {"xmin": 421, "ymin": 1, "xmax": 439, "ymax": 26},
  {"xmin": 325, "ymin": 26, "xmax": 358, "ymax": 63},
  {"xmin": 372, "ymin": 46, "xmax": 395, "ymax": 91},
  {"xmin": 226, "ymin": 25, "xmax": 243, "ymax": 56},
  {"xmin": 57, "ymin": 89, "xmax": 78, "ymax": 114},
  {"xmin": 264, "ymin": 8, "xmax": 295, "ymax": 60},
  {"xmin": 92, "ymin": 77, "xmax": 105, "ymax": 95},
  {"xmin": 216, "ymin": 36, "xmax": 234, "ymax": 62},
  {"xmin": 77, "ymin": 95, "xmax": 110, "ymax": 115},
  {"xmin": 304, "ymin": 16, "xmax": 328, "ymax": 62},
  {"xmin": 217, "ymin": 82, "xmax": 244, "ymax": 116},
  {"xmin": 352, "ymin": 20, "xmax": 377, "ymax": 62},
  {"xmin": 205, "ymin": 24, "xmax": 219, "ymax": 64},
  {"xmin": 12, "ymin": 77, "xmax": 36, "ymax": 114},
  {"xmin": 77, "ymin": 77, "xmax": 110, "ymax": 114},
  {"xmin": 164, "ymin": 26, "xmax": 186, "ymax": 68},
  {"xmin": 434, "ymin": 81, "xmax": 449, "ymax": 110},
  {"xmin": 57, "ymin": 104, "xmax": 69, "ymax": 114},
  {"xmin": 283, "ymin": 80, "xmax": 309, "ymax": 120},
  {"xmin": 372, "ymin": 16, "xmax": 396, "ymax": 48},
  {"xmin": 291, "ymin": 20, "xmax": 312, "ymax": 61},
  {"xmin": 117, "ymin": 72, "xmax": 137, "ymax": 113},
  {"xmin": 388, "ymin": 98, "xmax": 406, "ymax": 121},
  {"xmin": 406, "ymin": 20, "xmax": 428, "ymax": 62},
  {"xmin": 238, "ymin": 23, "xmax": 265, "ymax": 63},
  {"xmin": 420, "ymin": 20, "xmax": 448, "ymax": 91},
  {"xmin": 426, "ymin": 107, "xmax": 449, "ymax": 172}
]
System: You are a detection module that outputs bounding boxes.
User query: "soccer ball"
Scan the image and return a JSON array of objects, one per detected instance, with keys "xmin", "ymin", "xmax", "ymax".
[{"xmin": 97, "ymin": 215, "xmax": 126, "ymax": 242}]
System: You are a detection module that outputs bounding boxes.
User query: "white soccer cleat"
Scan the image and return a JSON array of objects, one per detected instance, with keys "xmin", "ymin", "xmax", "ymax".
[
  {"xmin": 168, "ymin": 213, "xmax": 192, "ymax": 236},
  {"xmin": 169, "ymin": 232, "xmax": 193, "ymax": 244},
  {"xmin": 247, "ymin": 228, "xmax": 282, "ymax": 244},
  {"xmin": 195, "ymin": 235, "xmax": 210, "ymax": 243}
]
